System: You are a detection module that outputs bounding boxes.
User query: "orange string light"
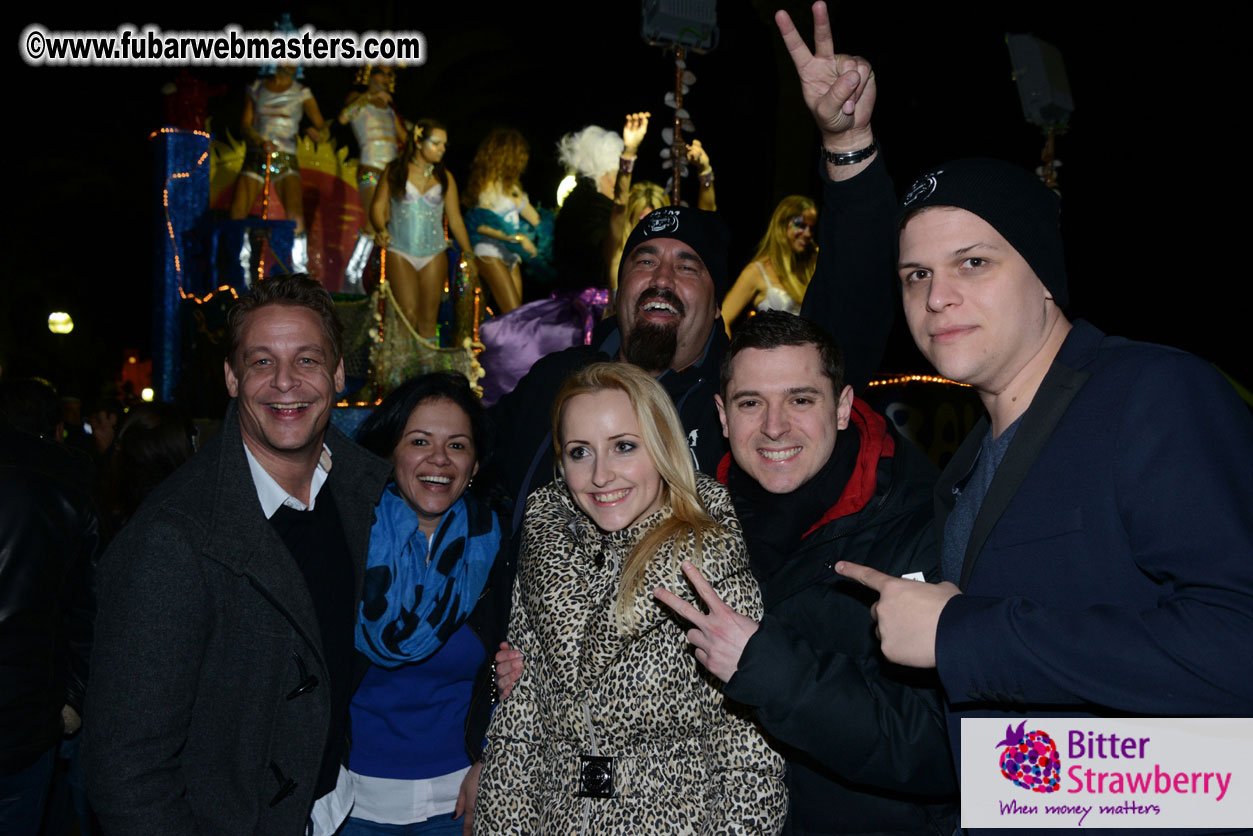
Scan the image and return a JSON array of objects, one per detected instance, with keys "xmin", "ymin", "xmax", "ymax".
[
  {"xmin": 155, "ymin": 130, "xmax": 211, "ymax": 301},
  {"xmin": 866, "ymin": 374, "xmax": 970, "ymax": 388}
]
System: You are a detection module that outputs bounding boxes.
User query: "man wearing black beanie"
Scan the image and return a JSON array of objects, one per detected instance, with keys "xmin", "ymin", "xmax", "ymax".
[
  {"xmin": 838, "ymin": 156, "xmax": 1253, "ymax": 831},
  {"xmin": 488, "ymin": 204, "xmax": 733, "ymax": 537}
]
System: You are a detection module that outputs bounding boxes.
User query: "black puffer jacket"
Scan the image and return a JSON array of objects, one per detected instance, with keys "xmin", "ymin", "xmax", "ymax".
[
  {"xmin": 723, "ymin": 400, "xmax": 958, "ymax": 836},
  {"xmin": 0, "ymin": 418, "xmax": 100, "ymax": 775}
]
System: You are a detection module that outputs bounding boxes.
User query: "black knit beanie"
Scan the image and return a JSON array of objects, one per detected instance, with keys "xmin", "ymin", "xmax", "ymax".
[
  {"xmin": 618, "ymin": 206, "xmax": 729, "ymax": 300},
  {"xmin": 896, "ymin": 158, "xmax": 1068, "ymax": 308}
]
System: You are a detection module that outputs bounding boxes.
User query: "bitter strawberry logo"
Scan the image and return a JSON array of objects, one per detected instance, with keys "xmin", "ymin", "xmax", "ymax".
[{"xmin": 996, "ymin": 721, "xmax": 1061, "ymax": 793}]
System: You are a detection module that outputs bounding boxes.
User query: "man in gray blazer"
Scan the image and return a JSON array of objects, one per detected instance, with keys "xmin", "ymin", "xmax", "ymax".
[{"xmin": 85, "ymin": 274, "xmax": 391, "ymax": 836}]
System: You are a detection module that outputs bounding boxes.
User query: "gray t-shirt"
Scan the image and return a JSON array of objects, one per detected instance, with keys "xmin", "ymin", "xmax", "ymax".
[{"xmin": 940, "ymin": 416, "xmax": 1023, "ymax": 584}]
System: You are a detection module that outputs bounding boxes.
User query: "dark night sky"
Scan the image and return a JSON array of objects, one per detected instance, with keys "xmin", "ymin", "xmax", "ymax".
[{"xmin": 9, "ymin": 2, "xmax": 1248, "ymax": 400}]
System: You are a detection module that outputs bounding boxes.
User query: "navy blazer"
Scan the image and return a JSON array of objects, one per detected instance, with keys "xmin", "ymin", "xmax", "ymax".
[{"xmin": 935, "ymin": 321, "xmax": 1253, "ymax": 770}]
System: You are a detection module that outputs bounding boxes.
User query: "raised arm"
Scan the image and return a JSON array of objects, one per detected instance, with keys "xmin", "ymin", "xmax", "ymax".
[
  {"xmin": 686, "ymin": 139, "xmax": 717, "ymax": 212},
  {"xmin": 775, "ymin": 1, "xmax": 876, "ymax": 181},
  {"xmin": 338, "ymin": 90, "xmax": 365, "ymax": 125},
  {"xmin": 607, "ymin": 112, "xmax": 651, "ymax": 266},
  {"xmin": 778, "ymin": 2, "xmax": 894, "ymax": 390}
]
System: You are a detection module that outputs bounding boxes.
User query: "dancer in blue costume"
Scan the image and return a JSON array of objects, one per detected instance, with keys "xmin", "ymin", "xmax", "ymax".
[
  {"xmin": 371, "ymin": 120, "xmax": 477, "ymax": 340},
  {"xmin": 462, "ymin": 128, "xmax": 545, "ymax": 314}
]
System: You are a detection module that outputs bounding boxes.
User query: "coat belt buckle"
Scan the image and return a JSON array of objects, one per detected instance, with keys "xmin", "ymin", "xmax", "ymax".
[{"xmin": 576, "ymin": 754, "xmax": 616, "ymax": 798}]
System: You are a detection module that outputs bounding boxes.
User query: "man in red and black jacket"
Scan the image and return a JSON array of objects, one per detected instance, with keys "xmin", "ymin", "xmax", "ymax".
[{"xmin": 656, "ymin": 311, "xmax": 956, "ymax": 836}]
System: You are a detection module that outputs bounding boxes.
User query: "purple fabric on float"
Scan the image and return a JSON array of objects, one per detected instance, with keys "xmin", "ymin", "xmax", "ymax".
[{"xmin": 477, "ymin": 288, "xmax": 611, "ymax": 406}]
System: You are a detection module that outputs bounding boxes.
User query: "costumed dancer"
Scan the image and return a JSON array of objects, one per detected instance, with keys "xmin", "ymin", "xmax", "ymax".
[
  {"xmin": 721, "ymin": 196, "xmax": 818, "ymax": 334},
  {"xmin": 228, "ymin": 63, "xmax": 329, "ymax": 274},
  {"xmin": 462, "ymin": 128, "xmax": 543, "ymax": 314},
  {"xmin": 339, "ymin": 65, "xmax": 406, "ymax": 294},
  {"xmin": 371, "ymin": 119, "xmax": 476, "ymax": 341}
]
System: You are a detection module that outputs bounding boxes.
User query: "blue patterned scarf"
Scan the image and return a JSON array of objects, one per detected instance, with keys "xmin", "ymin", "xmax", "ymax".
[{"xmin": 356, "ymin": 484, "xmax": 500, "ymax": 667}]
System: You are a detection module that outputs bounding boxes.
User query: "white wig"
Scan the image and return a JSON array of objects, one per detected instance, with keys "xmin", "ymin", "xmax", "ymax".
[{"xmin": 557, "ymin": 125, "xmax": 624, "ymax": 180}]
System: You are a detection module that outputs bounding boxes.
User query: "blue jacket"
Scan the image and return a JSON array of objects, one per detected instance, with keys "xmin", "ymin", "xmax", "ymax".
[{"xmin": 935, "ymin": 320, "xmax": 1253, "ymax": 833}]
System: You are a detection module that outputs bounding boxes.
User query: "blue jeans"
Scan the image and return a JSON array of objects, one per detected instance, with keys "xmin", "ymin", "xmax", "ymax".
[
  {"xmin": 338, "ymin": 812, "xmax": 463, "ymax": 836},
  {"xmin": 0, "ymin": 746, "xmax": 56, "ymax": 836}
]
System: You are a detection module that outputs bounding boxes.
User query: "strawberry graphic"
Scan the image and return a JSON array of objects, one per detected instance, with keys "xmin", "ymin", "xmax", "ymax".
[{"xmin": 996, "ymin": 721, "xmax": 1061, "ymax": 793}]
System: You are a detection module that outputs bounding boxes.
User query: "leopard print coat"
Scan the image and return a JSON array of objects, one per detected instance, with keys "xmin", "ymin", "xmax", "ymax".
[{"xmin": 474, "ymin": 474, "xmax": 786, "ymax": 836}]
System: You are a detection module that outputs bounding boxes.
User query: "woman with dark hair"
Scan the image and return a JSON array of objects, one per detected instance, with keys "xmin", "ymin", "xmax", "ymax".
[
  {"xmin": 338, "ymin": 372, "xmax": 509, "ymax": 836},
  {"xmin": 371, "ymin": 120, "xmax": 477, "ymax": 339},
  {"xmin": 462, "ymin": 128, "xmax": 542, "ymax": 314},
  {"xmin": 473, "ymin": 363, "xmax": 786, "ymax": 835},
  {"xmin": 721, "ymin": 195, "xmax": 818, "ymax": 334}
]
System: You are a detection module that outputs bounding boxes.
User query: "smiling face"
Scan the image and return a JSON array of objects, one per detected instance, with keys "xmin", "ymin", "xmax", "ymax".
[
  {"xmin": 418, "ymin": 128, "xmax": 447, "ymax": 165},
  {"xmin": 786, "ymin": 208, "xmax": 818, "ymax": 253},
  {"xmin": 560, "ymin": 389, "xmax": 665, "ymax": 532},
  {"xmin": 617, "ymin": 238, "xmax": 719, "ymax": 373},
  {"xmin": 391, "ymin": 397, "xmax": 478, "ymax": 535},
  {"xmin": 717, "ymin": 343, "xmax": 853, "ymax": 495},
  {"xmin": 224, "ymin": 304, "xmax": 344, "ymax": 472},
  {"xmin": 898, "ymin": 207, "xmax": 1065, "ymax": 402}
]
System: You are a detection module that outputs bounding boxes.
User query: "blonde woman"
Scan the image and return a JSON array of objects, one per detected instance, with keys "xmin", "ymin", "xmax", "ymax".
[
  {"xmin": 473, "ymin": 363, "xmax": 786, "ymax": 836},
  {"xmin": 721, "ymin": 196, "xmax": 818, "ymax": 334}
]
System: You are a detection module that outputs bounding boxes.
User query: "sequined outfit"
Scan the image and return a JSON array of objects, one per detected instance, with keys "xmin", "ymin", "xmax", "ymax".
[
  {"xmin": 350, "ymin": 101, "xmax": 400, "ymax": 186},
  {"xmin": 388, "ymin": 180, "xmax": 448, "ymax": 272},
  {"xmin": 240, "ymin": 80, "xmax": 312, "ymax": 183}
]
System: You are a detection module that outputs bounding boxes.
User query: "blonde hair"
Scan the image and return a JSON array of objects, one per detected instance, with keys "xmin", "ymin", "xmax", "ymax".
[
  {"xmin": 552, "ymin": 362, "xmax": 716, "ymax": 629},
  {"xmin": 626, "ymin": 181, "xmax": 669, "ymax": 232},
  {"xmin": 609, "ymin": 182, "xmax": 670, "ymax": 281},
  {"xmin": 751, "ymin": 195, "xmax": 818, "ymax": 305}
]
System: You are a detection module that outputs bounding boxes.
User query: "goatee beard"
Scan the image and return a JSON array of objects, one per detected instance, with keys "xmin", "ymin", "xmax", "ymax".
[{"xmin": 623, "ymin": 320, "xmax": 678, "ymax": 373}]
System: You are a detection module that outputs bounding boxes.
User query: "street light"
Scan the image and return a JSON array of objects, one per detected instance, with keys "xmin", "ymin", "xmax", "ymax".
[{"xmin": 48, "ymin": 312, "xmax": 73, "ymax": 334}]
